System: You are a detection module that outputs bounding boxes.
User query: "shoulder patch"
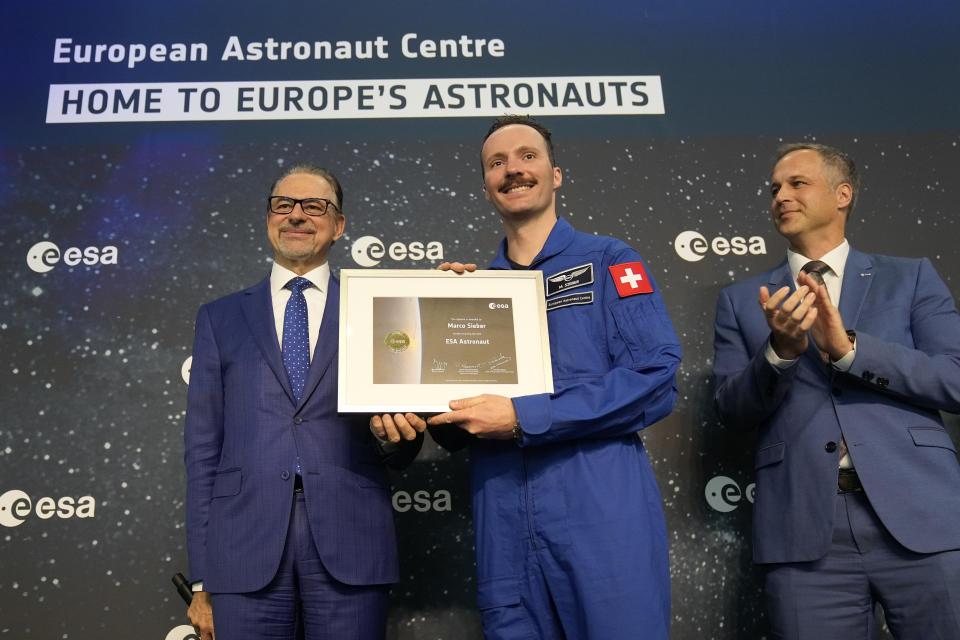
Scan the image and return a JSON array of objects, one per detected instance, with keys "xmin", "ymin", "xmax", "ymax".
[
  {"xmin": 546, "ymin": 263, "xmax": 594, "ymax": 297},
  {"xmin": 609, "ymin": 261, "xmax": 653, "ymax": 297}
]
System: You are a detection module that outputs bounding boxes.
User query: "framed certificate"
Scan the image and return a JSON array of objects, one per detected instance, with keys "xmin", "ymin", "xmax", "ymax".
[{"xmin": 338, "ymin": 269, "xmax": 554, "ymax": 413}]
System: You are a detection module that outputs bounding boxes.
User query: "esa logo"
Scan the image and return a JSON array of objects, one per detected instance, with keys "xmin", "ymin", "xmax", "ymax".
[
  {"xmin": 674, "ymin": 231, "xmax": 766, "ymax": 263},
  {"xmin": 704, "ymin": 476, "xmax": 755, "ymax": 513},
  {"xmin": 0, "ymin": 489, "xmax": 97, "ymax": 527},
  {"xmin": 165, "ymin": 626, "xmax": 200, "ymax": 640},
  {"xmin": 351, "ymin": 236, "xmax": 443, "ymax": 267},
  {"xmin": 181, "ymin": 356, "xmax": 193, "ymax": 385},
  {"xmin": 392, "ymin": 488, "xmax": 451, "ymax": 513},
  {"xmin": 26, "ymin": 241, "xmax": 119, "ymax": 273}
]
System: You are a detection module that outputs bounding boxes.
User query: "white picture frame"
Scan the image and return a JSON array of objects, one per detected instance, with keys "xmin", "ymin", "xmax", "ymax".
[{"xmin": 338, "ymin": 269, "xmax": 553, "ymax": 413}]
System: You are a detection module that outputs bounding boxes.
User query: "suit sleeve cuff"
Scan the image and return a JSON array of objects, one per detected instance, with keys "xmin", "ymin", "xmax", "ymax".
[
  {"xmin": 831, "ymin": 338, "xmax": 857, "ymax": 371},
  {"xmin": 764, "ymin": 339, "xmax": 797, "ymax": 370}
]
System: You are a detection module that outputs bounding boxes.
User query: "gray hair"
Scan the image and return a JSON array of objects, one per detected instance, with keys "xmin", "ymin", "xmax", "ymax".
[
  {"xmin": 268, "ymin": 164, "xmax": 344, "ymax": 211},
  {"xmin": 775, "ymin": 142, "xmax": 859, "ymax": 214}
]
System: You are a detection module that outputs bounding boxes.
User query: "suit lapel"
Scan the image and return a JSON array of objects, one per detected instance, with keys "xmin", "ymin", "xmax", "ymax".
[
  {"xmin": 838, "ymin": 247, "xmax": 874, "ymax": 329},
  {"xmin": 766, "ymin": 260, "xmax": 794, "ymax": 297},
  {"xmin": 240, "ymin": 276, "xmax": 297, "ymax": 405},
  {"xmin": 297, "ymin": 276, "xmax": 339, "ymax": 410}
]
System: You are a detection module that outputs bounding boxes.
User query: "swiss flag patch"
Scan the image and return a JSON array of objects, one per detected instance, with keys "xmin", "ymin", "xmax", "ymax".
[{"xmin": 609, "ymin": 261, "xmax": 653, "ymax": 297}]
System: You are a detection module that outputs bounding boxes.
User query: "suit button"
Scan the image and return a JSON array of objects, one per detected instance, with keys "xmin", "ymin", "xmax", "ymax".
[
  {"xmin": 877, "ymin": 377, "xmax": 889, "ymax": 388},
  {"xmin": 294, "ymin": 417, "xmax": 303, "ymax": 425},
  {"xmin": 862, "ymin": 370, "xmax": 874, "ymax": 382},
  {"xmin": 832, "ymin": 387, "xmax": 842, "ymax": 397},
  {"xmin": 281, "ymin": 470, "xmax": 290, "ymax": 480},
  {"xmin": 825, "ymin": 441, "xmax": 837, "ymax": 453}
]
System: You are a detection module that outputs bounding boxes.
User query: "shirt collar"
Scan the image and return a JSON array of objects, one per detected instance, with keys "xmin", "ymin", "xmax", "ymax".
[
  {"xmin": 269, "ymin": 261, "xmax": 330, "ymax": 296},
  {"xmin": 786, "ymin": 239, "xmax": 849, "ymax": 283}
]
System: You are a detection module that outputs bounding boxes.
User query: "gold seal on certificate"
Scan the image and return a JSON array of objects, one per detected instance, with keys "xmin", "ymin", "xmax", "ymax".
[
  {"xmin": 383, "ymin": 330, "xmax": 411, "ymax": 353},
  {"xmin": 339, "ymin": 269, "xmax": 553, "ymax": 412}
]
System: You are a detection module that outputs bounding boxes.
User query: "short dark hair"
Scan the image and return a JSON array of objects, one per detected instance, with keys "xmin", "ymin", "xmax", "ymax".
[
  {"xmin": 775, "ymin": 142, "xmax": 859, "ymax": 214},
  {"xmin": 268, "ymin": 164, "xmax": 344, "ymax": 211},
  {"xmin": 481, "ymin": 115, "xmax": 557, "ymax": 172}
]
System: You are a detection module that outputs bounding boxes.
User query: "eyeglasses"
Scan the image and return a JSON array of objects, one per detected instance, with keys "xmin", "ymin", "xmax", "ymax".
[{"xmin": 268, "ymin": 196, "xmax": 339, "ymax": 216}]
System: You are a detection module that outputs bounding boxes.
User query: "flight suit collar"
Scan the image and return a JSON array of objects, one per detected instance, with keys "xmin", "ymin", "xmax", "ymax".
[{"xmin": 490, "ymin": 217, "xmax": 576, "ymax": 269}]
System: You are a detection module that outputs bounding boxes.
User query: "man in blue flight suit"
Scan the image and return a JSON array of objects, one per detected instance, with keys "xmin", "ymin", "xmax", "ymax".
[{"xmin": 405, "ymin": 115, "xmax": 680, "ymax": 639}]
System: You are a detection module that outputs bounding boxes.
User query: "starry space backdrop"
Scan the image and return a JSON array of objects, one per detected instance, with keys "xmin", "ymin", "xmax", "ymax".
[{"xmin": 2, "ymin": 1, "xmax": 960, "ymax": 638}]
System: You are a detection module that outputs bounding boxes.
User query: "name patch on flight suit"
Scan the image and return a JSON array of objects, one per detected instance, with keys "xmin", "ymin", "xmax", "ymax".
[
  {"xmin": 609, "ymin": 261, "xmax": 653, "ymax": 297},
  {"xmin": 546, "ymin": 263, "xmax": 594, "ymax": 297},
  {"xmin": 547, "ymin": 291, "xmax": 594, "ymax": 312}
]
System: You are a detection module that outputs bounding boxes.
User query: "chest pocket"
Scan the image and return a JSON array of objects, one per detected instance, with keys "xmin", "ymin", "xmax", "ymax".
[{"xmin": 547, "ymin": 297, "xmax": 607, "ymax": 378}]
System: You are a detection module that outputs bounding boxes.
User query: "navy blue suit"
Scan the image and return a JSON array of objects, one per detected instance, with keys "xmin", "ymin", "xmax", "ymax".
[
  {"xmin": 714, "ymin": 246, "xmax": 960, "ymax": 635},
  {"xmin": 185, "ymin": 275, "xmax": 419, "ymax": 600}
]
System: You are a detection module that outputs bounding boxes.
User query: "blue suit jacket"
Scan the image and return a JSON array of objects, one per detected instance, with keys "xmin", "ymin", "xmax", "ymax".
[
  {"xmin": 185, "ymin": 274, "xmax": 420, "ymax": 592},
  {"xmin": 714, "ymin": 247, "xmax": 960, "ymax": 564}
]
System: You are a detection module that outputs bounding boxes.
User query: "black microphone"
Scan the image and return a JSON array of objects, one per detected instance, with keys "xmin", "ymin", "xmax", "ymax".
[{"xmin": 172, "ymin": 572, "xmax": 193, "ymax": 605}]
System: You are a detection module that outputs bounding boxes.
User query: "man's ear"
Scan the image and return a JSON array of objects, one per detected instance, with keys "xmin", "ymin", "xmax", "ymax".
[
  {"xmin": 331, "ymin": 213, "xmax": 346, "ymax": 244},
  {"xmin": 835, "ymin": 183, "xmax": 853, "ymax": 211}
]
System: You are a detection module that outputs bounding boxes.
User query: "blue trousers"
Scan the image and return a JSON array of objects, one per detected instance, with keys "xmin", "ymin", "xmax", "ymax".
[
  {"xmin": 211, "ymin": 492, "xmax": 389, "ymax": 640},
  {"xmin": 765, "ymin": 491, "xmax": 960, "ymax": 640},
  {"xmin": 481, "ymin": 535, "xmax": 669, "ymax": 640}
]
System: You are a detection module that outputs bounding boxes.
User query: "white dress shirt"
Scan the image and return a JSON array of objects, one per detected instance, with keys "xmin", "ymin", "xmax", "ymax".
[{"xmin": 270, "ymin": 262, "xmax": 330, "ymax": 360}]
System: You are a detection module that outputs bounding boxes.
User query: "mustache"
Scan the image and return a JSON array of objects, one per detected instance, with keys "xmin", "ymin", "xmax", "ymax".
[
  {"xmin": 500, "ymin": 177, "xmax": 536, "ymax": 192},
  {"xmin": 279, "ymin": 222, "xmax": 315, "ymax": 233}
]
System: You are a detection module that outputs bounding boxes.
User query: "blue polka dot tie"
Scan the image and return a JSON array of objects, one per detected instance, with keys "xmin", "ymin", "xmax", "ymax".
[
  {"xmin": 282, "ymin": 277, "xmax": 312, "ymax": 405},
  {"xmin": 283, "ymin": 277, "xmax": 311, "ymax": 478}
]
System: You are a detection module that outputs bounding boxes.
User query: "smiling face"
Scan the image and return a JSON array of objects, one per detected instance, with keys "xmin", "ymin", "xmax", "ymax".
[
  {"xmin": 769, "ymin": 149, "xmax": 851, "ymax": 255},
  {"xmin": 481, "ymin": 124, "xmax": 562, "ymax": 221},
  {"xmin": 267, "ymin": 172, "xmax": 345, "ymax": 274}
]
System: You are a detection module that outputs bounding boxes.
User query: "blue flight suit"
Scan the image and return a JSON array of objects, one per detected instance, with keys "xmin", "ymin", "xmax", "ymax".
[{"xmin": 435, "ymin": 217, "xmax": 681, "ymax": 639}]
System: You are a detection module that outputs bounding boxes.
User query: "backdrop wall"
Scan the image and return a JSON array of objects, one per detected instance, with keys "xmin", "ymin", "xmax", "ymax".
[{"xmin": 3, "ymin": 2, "xmax": 959, "ymax": 638}]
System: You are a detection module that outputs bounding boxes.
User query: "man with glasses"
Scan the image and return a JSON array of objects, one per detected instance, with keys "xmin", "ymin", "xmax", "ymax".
[{"xmin": 184, "ymin": 165, "xmax": 423, "ymax": 640}]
